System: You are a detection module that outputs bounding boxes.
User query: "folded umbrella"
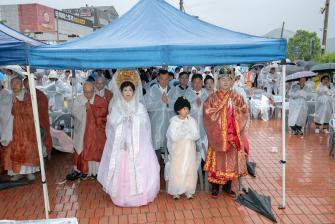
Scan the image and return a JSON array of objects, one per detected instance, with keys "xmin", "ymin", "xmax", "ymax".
[
  {"xmin": 0, "ymin": 179, "xmax": 34, "ymax": 191},
  {"xmin": 236, "ymin": 188, "xmax": 277, "ymax": 223},
  {"xmin": 247, "ymin": 161, "xmax": 256, "ymax": 177}
]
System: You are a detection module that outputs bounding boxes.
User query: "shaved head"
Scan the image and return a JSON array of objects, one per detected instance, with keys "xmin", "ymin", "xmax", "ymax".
[
  {"xmin": 83, "ymin": 81, "xmax": 95, "ymax": 100},
  {"xmin": 95, "ymin": 76, "xmax": 106, "ymax": 91},
  {"xmin": 11, "ymin": 77, "xmax": 23, "ymax": 94}
]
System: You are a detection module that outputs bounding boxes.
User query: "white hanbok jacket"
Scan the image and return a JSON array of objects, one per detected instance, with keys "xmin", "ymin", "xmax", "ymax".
[
  {"xmin": 166, "ymin": 115, "xmax": 200, "ymax": 196},
  {"xmin": 98, "ymin": 102, "xmax": 160, "ymax": 199}
]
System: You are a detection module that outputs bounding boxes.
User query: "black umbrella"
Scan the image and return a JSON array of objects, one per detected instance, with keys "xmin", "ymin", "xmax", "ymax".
[
  {"xmin": 236, "ymin": 188, "xmax": 277, "ymax": 223},
  {"xmin": 247, "ymin": 161, "xmax": 256, "ymax": 177},
  {"xmin": 281, "ymin": 64, "xmax": 305, "ymax": 75},
  {"xmin": 311, "ymin": 63, "xmax": 335, "ymax": 72},
  {"xmin": 0, "ymin": 179, "xmax": 33, "ymax": 191}
]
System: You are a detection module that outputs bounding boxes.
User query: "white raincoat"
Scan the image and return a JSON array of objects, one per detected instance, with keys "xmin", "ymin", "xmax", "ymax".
[
  {"xmin": 288, "ymin": 83, "xmax": 312, "ymax": 127},
  {"xmin": 314, "ymin": 84, "xmax": 334, "ymax": 124}
]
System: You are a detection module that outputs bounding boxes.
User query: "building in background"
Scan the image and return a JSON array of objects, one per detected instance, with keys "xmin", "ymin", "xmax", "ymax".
[
  {"xmin": 0, "ymin": 3, "xmax": 116, "ymax": 43},
  {"xmin": 63, "ymin": 5, "xmax": 119, "ymax": 30}
]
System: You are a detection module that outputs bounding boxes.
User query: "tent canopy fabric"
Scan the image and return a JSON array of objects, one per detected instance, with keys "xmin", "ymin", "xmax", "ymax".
[
  {"xmin": 0, "ymin": 23, "xmax": 44, "ymax": 66},
  {"xmin": 29, "ymin": 0, "xmax": 286, "ymax": 69}
]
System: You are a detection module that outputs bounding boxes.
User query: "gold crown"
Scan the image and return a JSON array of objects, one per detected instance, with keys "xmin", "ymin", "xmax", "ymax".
[{"xmin": 116, "ymin": 69, "xmax": 140, "ymax": 88}]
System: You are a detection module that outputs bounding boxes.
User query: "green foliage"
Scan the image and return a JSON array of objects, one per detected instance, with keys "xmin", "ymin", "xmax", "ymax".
[
  {"xmin": 0, "ymin": 20, "xmax": 7, "ymax": 24},
  {"xmin": 287, "ymin": 30, "xmax": 321, "ymax": 61},
  {"xmin": 314, "ymin": 53, "xmax": 335, "ymax": 63}
]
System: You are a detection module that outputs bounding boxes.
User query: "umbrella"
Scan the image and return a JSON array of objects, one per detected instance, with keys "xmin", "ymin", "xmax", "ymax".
[
  {"xmin": 295, "ymin": 60, "xmax": 306, "ymax": 67},
  {"xmin": 286, "ymin": 71, "xmax": 316, "ymax": 82},
  {"xmin": 311, "ymin": 63, "xmax": 335, "ymax": 72},
  {"xmin": 0, "ymin": 179, "xmax": 34, "ymax": 191},
  {"xmin": 279, "ymin": 64, "xmax": 304, "ymax": 75},
  {"xmin": 236, "ymin": 188, "xmax": 277, "ymax": 222},
  {"xmin": 295, "ymin": 60, "xmax": 317, "ymax": 71},
  {"xmin": 0, "ymin": 65, "xmax": 26, "ymax": 77},
  {"xmin": 247, "ymin": 161, "xmax": 256, "ymax": 177},
  {"xmin": 304, "ymin": 61, "xmax": 317, "ymax": 71}
]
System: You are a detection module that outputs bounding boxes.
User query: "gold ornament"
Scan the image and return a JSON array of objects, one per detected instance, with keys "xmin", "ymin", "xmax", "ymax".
[{"xmin": 116, "ymin": 69, "xmax": 140, "ymax": 88}]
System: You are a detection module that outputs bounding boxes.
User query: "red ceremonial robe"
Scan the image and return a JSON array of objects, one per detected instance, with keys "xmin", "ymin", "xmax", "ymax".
[
  {"xmin": 73, "ymin": 95, "xmax": 108, "ymax": 173},
  {"xmin": 103, "ymin": 89, "xmax": 113, "ymax": 104},
  {"xmin": 36, "ymin": 89, "xmax": 52, "ymax": 155},
  {"xmin": 203, "ymin": 90, "xmax": 248, "ymax": 185},
  {"xmin": 3, "ymin": 95, "xmax": 39, "ymax": 173}
]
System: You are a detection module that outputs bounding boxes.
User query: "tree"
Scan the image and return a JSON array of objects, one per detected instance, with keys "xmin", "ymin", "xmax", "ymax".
[
  {"xmin": 287, "ymin": 30, "xmax": 321, "ymax": 61},
  {"xmin": 314, "ymin": 53, "xmax": 335, "ymax": 63}
]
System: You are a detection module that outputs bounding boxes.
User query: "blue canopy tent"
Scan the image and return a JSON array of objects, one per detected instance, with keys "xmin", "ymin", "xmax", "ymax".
[
  {"xmin": 29, "ymin": 0, "xmax": 286, "ymax": 69},
  {"xmin": 0, "ymin": 23, "xmax": 50, "ymax": 218},
  {"xmin": 28, "ymin": 0, "xmax": 288, "ymax": 213},
  {"xmin": 0, "ymin": 23, "xmax": 44, "ymax": 65}
]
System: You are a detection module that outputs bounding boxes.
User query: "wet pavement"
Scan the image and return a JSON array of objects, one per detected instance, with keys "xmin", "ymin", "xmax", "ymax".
[{"xmin": 0, "ymin": 119, "xmax": 334, "ymax": 224}]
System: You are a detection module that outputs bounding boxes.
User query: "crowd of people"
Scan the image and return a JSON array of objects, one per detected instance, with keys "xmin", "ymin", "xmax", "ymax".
[{"xmin": 0, "ymin": 63, "xmax": 334, "ymax": 208}]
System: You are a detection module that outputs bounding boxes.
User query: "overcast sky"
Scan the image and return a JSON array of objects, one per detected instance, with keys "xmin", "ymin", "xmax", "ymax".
[{"xmin": 1, "ymin": 0, "xmax": 334, "ymax": 38}]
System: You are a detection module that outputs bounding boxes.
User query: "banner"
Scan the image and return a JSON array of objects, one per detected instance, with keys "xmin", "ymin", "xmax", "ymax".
[
  {"xmin": 54, "ymin": 10, "xmax": 93, "ymax": 27},
  {"xmin": 19, "ymin": 4, "xmax": 55, "ymax": 33}
]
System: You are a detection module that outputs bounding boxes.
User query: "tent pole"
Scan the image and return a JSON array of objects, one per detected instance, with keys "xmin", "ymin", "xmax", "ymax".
[
  {"xmin": 27, "ymin": 66, "xmax": 51, "ymax": 218},
  {"xmin": 71, "ymin": 69, "xmax": 76, "ymax": 100},
  {"xmin": 71, "ymin": 69, "xmax": 76, "ymax": 138},
  {"xmin": 279, "ymin": 62, "xmax": 286, "ymax": 209}
]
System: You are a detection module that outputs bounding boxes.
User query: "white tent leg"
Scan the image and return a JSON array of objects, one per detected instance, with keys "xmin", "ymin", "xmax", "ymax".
[
  {"xmin": 279, "ymin": 63, "xmax": 286, "ymax": 209},
  {"xmin": 70, "ymin": 69, "xmax": 77, "ymax": 138},
  {"xmin": 27, "ymin": 66, "xmax": 51, "ymax": 218}
]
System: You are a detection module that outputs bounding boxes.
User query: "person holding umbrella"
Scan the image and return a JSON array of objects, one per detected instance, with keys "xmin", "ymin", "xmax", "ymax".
[
  {"xmin": 288, "ymin": 77, "xmax": 312, "ymax": 135},
  {"xmin": 314, "ymin": 75, "xmax": 334, "ymax": 134}
]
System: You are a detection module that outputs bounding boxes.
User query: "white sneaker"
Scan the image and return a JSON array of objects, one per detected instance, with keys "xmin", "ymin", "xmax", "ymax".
[
  {"xmin": 186, "ymin": 194, "xmax": 194, "ymax": 199},
  {"xmin": 315, "ymin": 129, "xmax": 320, "ymax": 134},
  {"xmin": 26, "ymin": 174, "xmax": 36, "ymax": 181},
  {"xmin": 323, "ymin": 129, "xmax": 330, "ymax": 134}
]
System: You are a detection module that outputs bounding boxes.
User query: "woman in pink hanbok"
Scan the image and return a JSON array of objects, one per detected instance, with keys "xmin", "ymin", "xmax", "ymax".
[{"xmin": 98, "ymin": 70, "xmax": 160, "ymax": 207}]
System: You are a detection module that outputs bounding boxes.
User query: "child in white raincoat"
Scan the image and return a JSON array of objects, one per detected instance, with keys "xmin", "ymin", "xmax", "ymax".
[{"xmin": 166, "ymin": 97, "xmax": 200, "ymax": 199}]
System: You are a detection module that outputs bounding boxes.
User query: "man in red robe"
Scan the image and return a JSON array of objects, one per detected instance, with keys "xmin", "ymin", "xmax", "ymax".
[
  {"xmin": 23, "ymin": 78, "xmax": 52, "ymax": 157},
  {"xmin": 1, "ymin": 77, "xmax": 40, "ymax": 181},
  {"xmin": 95, "ymin": 76, "xmax": 113, "ymax": 104},
  {"xmin": 66, "ymin": 81, "xmax": 108, "ymax": 180},
  {"xmin": 203, "ymin": 67, "xmax": 248, "ymax": 198}
]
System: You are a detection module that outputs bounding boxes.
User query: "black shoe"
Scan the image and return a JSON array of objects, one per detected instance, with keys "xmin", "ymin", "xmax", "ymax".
[
  {"xmin": 79, "ymin": 173, "xmax": 88, "ymax": 180},
  {"xmin": 223, "ymin": 180, "xmax": 232, "ymax": 193},
  {"xmin": 88, "ymin": 174, "xmax": 97, "ymax": 180},
  {"xmin": 66, "ymin": 171, "xmax": 81, "ymax": 181},
  {"xmin": 211, "ymin": 184, "xmax": 220, "ymax": 199}
]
